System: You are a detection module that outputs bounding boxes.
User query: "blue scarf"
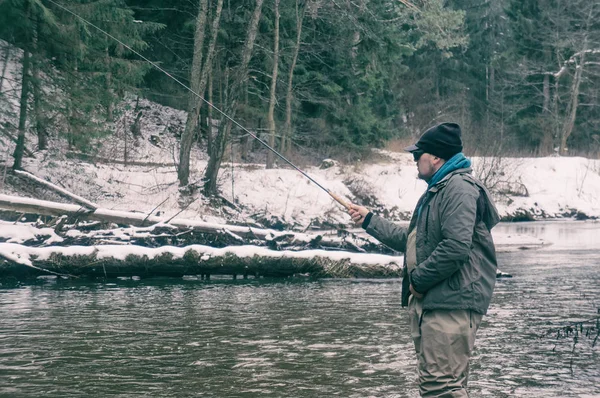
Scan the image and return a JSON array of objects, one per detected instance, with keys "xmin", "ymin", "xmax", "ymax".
[
  {"xmin": 427, "ymin": 152, "xmax": 471, "ymax": 188},
  {"xmin": 417, "ymin": 153, "xmax": 471, "ymax": 217}
]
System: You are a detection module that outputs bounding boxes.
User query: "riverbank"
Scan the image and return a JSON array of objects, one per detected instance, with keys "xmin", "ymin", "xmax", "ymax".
[
  {"xmin": 2, "ymin": 147, "xmax": 599, "ymax": 232},
  {"xmin": 2, "ymin": 95, "xmax": 600, "ymax": 231}
]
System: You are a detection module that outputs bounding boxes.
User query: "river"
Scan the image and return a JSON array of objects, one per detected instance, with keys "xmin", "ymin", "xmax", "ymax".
[{"xmin": 1, "ymin": 221, "xmax": 598, "ymax": 397}]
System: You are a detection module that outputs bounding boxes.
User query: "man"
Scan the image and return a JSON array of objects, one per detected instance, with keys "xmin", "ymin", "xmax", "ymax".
[{"xmin": 348, "ymin": 122, "xmax": 500, "ymax": 397}]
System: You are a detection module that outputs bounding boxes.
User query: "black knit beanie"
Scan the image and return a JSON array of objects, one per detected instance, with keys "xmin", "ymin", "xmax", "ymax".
[{"xmin": 404, "ymin": 122, "xmax": 463, "ymax": 160}]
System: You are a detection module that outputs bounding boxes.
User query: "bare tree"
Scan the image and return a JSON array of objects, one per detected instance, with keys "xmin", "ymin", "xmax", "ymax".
[
  {"xmin": 559, "ymin": 43, "xmax": 587, "ymax": 155},
  {"xmin": 32, "ymin": 15, "xmax": 47, "ymax": 150},
  {"xmin": 203, "ymin": 0, "xmax": 265, "ymax": 195},
  {"xmin": 535, "ymin": 0, "xmax": 600, "ymax": 155},
  {"xmin": 280, "ymin": 0, "xmax": 305, "ymax": 155},
  {"xmin": 177, "ymin": 0, "xmax": 208, "ymax": 186},
  {"xmin": 178, "ymin": 0, "xmax": 224, "ymax": 186},
  {"xmin": 266, "ymin": 0, "xmax": 280, "ymax": 169}
]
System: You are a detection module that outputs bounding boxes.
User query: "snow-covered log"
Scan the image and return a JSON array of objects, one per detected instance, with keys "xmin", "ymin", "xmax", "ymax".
[
  {"xmin": 0, "ymin": 194, "xmax": 376, "ymax": 251},
  {"xmin": 0, "ymin": 243, "xmax": 402, "ymax": 279},
  {"xmin": 14, "ymin": 170, "xmax": 98, "ymax": 209}
]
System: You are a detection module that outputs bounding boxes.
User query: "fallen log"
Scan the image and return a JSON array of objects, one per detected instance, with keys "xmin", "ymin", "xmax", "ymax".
[
  {"xmin": 14, "ymin": 170, "xmax": 98, "ymax": 210},
  {"xmin": 0, "ymin": 242, "xmax": 402, "ymax": 279},
  {"xmin": 0, "ymin": 194, "xmax": 377, "ymax": 251}
]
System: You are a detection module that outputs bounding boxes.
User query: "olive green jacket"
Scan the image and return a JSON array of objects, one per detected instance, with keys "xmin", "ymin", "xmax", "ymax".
[{"xmin": 364, "ymin": 168, "xmax": 500, "ymax": 314}]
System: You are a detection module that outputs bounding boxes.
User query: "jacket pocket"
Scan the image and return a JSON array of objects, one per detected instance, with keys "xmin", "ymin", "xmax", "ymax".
[
  {"xmin": 449, "ymin": 270, "xmax": 461, "ymax": 290},
  {"xmin": 449, "ymin": 261, "xmax": 480, "ymax": 291}
]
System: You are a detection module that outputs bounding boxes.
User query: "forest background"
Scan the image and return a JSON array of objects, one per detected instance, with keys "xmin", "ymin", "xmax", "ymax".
[{"xmin": 1, "ymin": 0, "xmax": 599, "ymax": 197}]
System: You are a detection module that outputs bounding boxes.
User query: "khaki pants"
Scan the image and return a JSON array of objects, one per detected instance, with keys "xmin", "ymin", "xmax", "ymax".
[{"xmin": 408, "ymin": 296, "xmax": 483, "ymax": 397}]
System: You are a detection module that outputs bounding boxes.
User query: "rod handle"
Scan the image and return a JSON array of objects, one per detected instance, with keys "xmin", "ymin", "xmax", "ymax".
[{"xmin": 328, "ymin": 191, "xmax": 352, "ymax": 210}]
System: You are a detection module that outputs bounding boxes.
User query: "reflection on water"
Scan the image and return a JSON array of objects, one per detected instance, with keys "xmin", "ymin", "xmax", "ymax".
[
  {"xmin": 0, "ymin": 223, "xmax": 599, "ymax": 397},
  {"xmin": 494, "ymin": 220, "xmax": 600, "ymax": 250}
]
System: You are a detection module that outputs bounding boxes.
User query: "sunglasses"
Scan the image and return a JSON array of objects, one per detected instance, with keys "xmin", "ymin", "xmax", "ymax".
[{"xmin": 412, "ymin": 150, "xmax": 425, "ymax": 161}]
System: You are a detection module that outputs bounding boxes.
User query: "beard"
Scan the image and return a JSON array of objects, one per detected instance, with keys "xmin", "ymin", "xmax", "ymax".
[{"xmin": 417, "ymin": 169, "xmax": 431, "ymax": 182}]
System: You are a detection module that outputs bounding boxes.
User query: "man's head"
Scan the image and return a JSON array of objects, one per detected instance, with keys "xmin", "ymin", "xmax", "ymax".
[{"xmin": 405, "ymin": 122, "xmax": 463, "ymax": 181}]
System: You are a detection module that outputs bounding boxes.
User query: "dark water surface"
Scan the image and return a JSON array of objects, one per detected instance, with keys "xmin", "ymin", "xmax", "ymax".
[{"xmin": 1, "ymin": 222, "xmax": 599, "ymax": 397}]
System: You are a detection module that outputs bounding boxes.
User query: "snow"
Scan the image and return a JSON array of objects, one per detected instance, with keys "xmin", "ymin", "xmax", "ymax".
[
  {"xmin": 0, "ymin": 220, "xmax": 64, "ymax": 245},
  {"xmin": 0, "ymin": 39, "xmax": 598, "ymax": 273},
  {"xmin": 0, "ymin": 193, "xmax": 373, "ymax": 248},
  {"xmin": 7, "ymin": 150, "xmax": 600, "ymax": 230},
  {"xmin": 0, "ymin": 242, "xmax": 403, "ymax": 269},
  {"xmin": 498, "ymin": 157, "xmax": 600, "ymax": 218}
]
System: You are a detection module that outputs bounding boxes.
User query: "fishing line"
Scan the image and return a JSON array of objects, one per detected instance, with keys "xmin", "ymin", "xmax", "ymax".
[{"xmin": 45, "ymin": 0, "xmax": 351, "ymax": 209}]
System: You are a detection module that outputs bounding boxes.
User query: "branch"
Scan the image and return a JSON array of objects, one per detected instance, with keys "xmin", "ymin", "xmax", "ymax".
[
  {"xmin": 549, "ymin": 49, "xmax": 600, "ymax": 79},
  {"xmin": 397, "ymin": 0, "xmax": 420, "ymax": 12}
]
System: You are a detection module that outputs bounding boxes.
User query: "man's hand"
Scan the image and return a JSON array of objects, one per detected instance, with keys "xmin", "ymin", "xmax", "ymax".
[
  {"xmin": 348, "ymin": 203, "xmax": 369, "ymax": 225},
  {"xmin": 410, "ymin": 284, "xmax": 424, "ymax": 299}
]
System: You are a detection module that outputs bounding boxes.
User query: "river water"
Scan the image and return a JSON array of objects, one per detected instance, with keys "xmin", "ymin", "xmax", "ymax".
[{"xmin": 1, "ymin": 221, "xmax": 599, "ymax": 397}]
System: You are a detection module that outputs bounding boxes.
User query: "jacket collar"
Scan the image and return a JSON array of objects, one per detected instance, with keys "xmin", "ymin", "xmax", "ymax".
[{"xmin": 427, "ymin": 167, "xmax": 472, "ymax": 193}]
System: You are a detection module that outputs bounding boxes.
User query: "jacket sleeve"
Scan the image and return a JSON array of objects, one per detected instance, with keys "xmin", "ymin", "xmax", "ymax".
[
  {"xmin": 410, "ymin": 179, "xmax": 479, "ymax": 293},
  {"xmin": 364, "ymin": 214, "xmax": 409, "ymax": 252}
]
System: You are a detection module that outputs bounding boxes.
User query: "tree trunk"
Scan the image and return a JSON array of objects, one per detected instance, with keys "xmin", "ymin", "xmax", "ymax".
[
  {"xmin": 266, "ymin": 0, "xmax": 280, "ymax": 169},
  {"xmin": 105, "ymin": 47, "xmax": 113, "ymax": 121},
  {"xmin": 178, "ymin": 0, "xmax": 224, "ymax": 186},
  {"xmin": 12, "ymin": 48, "xmax": 31, "ymax": 171},
  {"xmin": 32, "ymin": 17, "xmax": 47, "ymax": 151},
  {"xmin": 489, "ymin": 65, "xmax": 495, "ymax": 96},
  {"xmin": 130, "ymin": 96, "xmax": 142, "ymax": 139},
  {"xmin": 536, "ymin": 73, "xmax": 552, "ymax": 154},
  {"xmin": 178, "ymin": 0, "xmax": 209, "ymax": 186},
  {"xmin": 0, "ymin": 44, "xmax": 11, "ymax": 94},
  {"xmin": 281, "ymin": 1, "xmax": 305, "ymax": 155},
  {"xmin": 542, "ymin": 73, "xmax": 550, "ymax": 114},
  {"xmin": 552, "ymin": 67, "xmax": 560, "ymax": 152},
  {"xmin": 351, "ymin": 30, "xmax": 360, "ymax": 73},
  {"xmin": 203, "ymin": 0, "xmax": 265, "ymax": 195},
  {"xmin": 240, "ymin": 81, "xmax": 250, "ymax": 161},
  {"xmin": 66, "ymin": 57, "xmax": 78, "ymax": 149},
  {"xmin": 204, "ymin": 117, "xmax": 233, "ymax": 194},
  {"xmin": 196, "ymin": 0, "xmax": 223, "ymax": 131},
  {"xmin": 207, "ymin": 63, "xmax": 214, "ymax": 155},
  {"xmin": 199, "ymin": 99, "xmax": 208, "ymax": 143},
  {"xmin": 131, "ymin": 110, "xmax": 143, "ymax": 139},
  {"xmin": 559, "ymin": 47, "xmax": 586, "ymax": 155}
]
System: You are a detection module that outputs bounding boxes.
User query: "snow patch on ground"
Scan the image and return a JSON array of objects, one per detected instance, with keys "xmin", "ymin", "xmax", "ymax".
[{"xmin": 4, "ymin": 134, "xmax": 600, "ymax": 230}]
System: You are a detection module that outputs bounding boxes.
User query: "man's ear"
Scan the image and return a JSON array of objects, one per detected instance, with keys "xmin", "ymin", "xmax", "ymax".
[{"xmin": 433, "ymin": 156, "xmax": 445, "ymax": 166}]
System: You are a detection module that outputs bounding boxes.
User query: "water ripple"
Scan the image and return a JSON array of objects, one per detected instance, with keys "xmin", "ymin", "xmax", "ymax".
[{"xmin": 0, "ymin": 247, "xmax": 598, "ymax": 397}]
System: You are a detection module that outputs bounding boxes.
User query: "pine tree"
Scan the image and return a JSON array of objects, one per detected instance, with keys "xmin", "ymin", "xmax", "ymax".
[
  {"xmin": 65, "ymin": 0, "xmax": 163, "ymax": 121},
  {"xmin": 0, "ymin": 0, "xmax": 59, "ymax": 168},
  {"xmin": 45, "ymin": 0, "xmax": 164, "ymax": 151}
]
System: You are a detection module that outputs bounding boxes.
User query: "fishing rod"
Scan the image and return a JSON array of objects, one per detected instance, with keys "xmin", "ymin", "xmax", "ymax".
[{"xmin": 45, "ymin": 0, "xmax": 352, "ymax": 210}]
